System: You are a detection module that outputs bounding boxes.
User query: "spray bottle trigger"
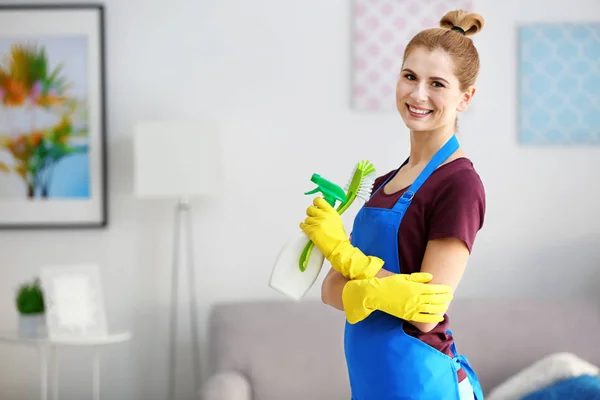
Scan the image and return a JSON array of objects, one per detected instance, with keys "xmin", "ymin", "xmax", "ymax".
[
  {"xmin": 304, "ymin": 173, "xmax": 347, "ymax": 207},
  {"xmin": 304, "ymin": 187, "xmax": 321, "ymax": 195}
]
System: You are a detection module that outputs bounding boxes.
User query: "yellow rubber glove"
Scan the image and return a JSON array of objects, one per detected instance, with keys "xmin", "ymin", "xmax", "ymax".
[
  {"xmin": 299, "ymin": 197, "xmax": 383, "ymax": 280},
  {"xmin": 342, "ymin": 272, "xmax": 454, "ymax": 324}
]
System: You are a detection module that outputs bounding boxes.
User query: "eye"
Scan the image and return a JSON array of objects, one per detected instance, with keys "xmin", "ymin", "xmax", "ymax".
[
  {"xmin": 404, "ymin": 73, "xmax": 416, "ymax": 81},
  {"xmin": 432, "ymin": 81, "xmax": 445, "ymax": 88}
]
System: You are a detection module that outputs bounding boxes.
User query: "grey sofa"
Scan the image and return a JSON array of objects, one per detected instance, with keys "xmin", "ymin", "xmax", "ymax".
[{"xmin": 201, "ymin": 298, "xmax": 600, "ymax": 400}]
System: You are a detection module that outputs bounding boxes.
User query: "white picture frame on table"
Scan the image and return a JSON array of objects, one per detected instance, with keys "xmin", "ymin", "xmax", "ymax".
[{"xmin": 40, "ymin": 263, "xmax": 108, "ymax": 340}]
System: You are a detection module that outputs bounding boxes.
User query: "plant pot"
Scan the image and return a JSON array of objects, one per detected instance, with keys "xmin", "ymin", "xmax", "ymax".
[{"xmin": 19, "ymin": 313, "xmax": 46, "ymax": 337}]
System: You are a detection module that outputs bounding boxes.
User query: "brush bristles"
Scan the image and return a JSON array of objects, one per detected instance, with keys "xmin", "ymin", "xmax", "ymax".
[
  {"xmin": 356, "ymin": 174, "xmax": 376, "ymax": 202},
  {"xmin": 344, "ymin": 173, "xmax": 376, "ymax": 201},
  {"xmin": 343, "ymin": 160, "xmax": 377, "ymax": 204}
]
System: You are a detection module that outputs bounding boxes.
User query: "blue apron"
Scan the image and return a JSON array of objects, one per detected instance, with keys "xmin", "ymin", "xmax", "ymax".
[{"xmin": 344, "ymin": 135, "xmax": 485, "ymax": 400}]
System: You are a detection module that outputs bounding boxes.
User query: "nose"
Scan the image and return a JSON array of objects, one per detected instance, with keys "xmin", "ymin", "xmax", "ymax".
[{"xmin": 410, "ymin": 83, "xmax": 427, "ymax": 103}]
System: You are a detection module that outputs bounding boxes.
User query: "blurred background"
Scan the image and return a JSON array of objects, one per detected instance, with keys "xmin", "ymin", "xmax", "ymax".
[{"xmin": 0, "ymin": 0, "xmax": 599, "ymax": 399}]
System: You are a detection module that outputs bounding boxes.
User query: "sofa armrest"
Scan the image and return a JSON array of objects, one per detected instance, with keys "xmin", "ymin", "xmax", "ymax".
[{"xmin": 201, "ymin": 371, "xmax": 252, "ymax": 400}]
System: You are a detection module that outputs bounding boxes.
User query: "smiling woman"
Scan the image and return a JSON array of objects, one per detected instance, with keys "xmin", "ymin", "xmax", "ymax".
[
  {"xmin": 397, "ymin": 10, "xmax": 483, "ymax": 134},
  {"xmin": 303, "ymin": 7, "xmax": 488, "ymax": 400},
  {"xmin": 398, "ymin": 46, "xmax": 475, "ymax": 132}
]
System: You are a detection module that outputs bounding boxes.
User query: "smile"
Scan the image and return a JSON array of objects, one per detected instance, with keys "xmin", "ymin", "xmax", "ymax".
[{"xmin": 407, "ymin": 104, "xmax": 433, "ymax": 117}]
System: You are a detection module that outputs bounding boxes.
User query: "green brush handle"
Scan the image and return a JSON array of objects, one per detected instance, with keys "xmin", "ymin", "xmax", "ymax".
[{"xmin": 298, "ymin": 241, "xmax": 316, "ymax": 272}]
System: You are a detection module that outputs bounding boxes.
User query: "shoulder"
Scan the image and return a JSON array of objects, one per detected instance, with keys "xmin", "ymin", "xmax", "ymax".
[
  {"xmin": 428, "ymin": 158, "xmax": 487, "ymax": 225},
  {"xmin": 426, "ymin": 158, "xmax": 486, "ymax": 251},
  {"xmin": 432, "ymin": 158, "xmax": 486, "ymax": 203}
]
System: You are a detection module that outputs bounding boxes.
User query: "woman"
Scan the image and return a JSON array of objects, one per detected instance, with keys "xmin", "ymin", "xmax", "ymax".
[{"xmin": 300, "ymin": 9, "xmax": 487, "ymax": 400}]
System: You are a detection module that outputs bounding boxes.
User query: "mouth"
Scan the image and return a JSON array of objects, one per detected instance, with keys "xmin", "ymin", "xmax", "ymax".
[{"xmin": 406, "ymin": 104, "xmax": 433, "ymax": 118}]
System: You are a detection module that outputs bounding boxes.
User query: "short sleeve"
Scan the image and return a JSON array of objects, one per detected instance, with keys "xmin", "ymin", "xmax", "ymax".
[{"xmin": 427, "ymin": 170, "xmax": 486, "ymax": 253}]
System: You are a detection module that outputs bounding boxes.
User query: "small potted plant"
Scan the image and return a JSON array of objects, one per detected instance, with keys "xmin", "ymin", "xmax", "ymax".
[{"xmin": 15, "ymin": 277, "xmax": 46, "ymax": 336}]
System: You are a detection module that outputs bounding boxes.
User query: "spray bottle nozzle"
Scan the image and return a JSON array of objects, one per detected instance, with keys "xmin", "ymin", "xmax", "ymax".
[{"xmin": 304, "ymin": 173, "xmax": 347, "ymax": 207}]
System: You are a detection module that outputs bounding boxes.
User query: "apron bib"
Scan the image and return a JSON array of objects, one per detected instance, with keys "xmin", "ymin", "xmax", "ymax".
[{"xmin": 344, "ymin": 135, "xmax": 484, "ymax": 400}]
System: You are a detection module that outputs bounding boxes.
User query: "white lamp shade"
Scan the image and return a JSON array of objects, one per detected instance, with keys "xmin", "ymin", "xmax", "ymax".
[{"xmin": 133, "ymin": 120, "xmax": 222, "ymax": 199}]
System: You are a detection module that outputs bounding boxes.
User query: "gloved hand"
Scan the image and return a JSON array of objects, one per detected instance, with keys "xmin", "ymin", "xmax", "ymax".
[
  {"xmin": 299, "ymin": 197, "xmax": 383, "ymax": 280},
  {"xmin": 342, "ymin": 272, "xmax": 453, "ymax": 324}
]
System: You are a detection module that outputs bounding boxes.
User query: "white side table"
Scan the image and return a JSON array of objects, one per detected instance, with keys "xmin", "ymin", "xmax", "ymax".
[{"xmin": 0, "ymin": 331, "xmax": 131, "ymax": 400}]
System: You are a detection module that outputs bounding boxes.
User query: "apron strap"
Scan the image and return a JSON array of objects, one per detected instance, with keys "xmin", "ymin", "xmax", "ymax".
[
  {"xmin": 370, "ymin": 157, "xmax": 410, "ymax": 199},
  {"xmin": 447, "ymin": 329, "xmax": 485, "ymax": 400},
  {"xmin": 393, "ymin": 135, "xmax": 460, "ymax": 212},
  {"xmin": 447, "ymin": 329, "xmax": 458, "ymax": 356}
]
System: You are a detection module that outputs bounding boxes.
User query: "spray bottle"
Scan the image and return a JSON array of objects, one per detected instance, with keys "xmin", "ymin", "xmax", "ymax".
[
  {"xmin": 269, "ymin": 173, "xmax": 347, "ymax": 300},
  {"xmin": 269, "ymin": 160, "xmax": 376, "ymax": 301},
  {"xmin": 298, "ymin": 174, "xmax": 347, "ymax": 271}
]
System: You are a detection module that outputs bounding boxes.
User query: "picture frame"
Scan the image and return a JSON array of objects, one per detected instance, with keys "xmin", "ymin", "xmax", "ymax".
[
  {"xmin": 517, "ymin": 22, "xmax": 600, "ymax": 146},
  {"xmin": 350, "ymin": 0, "xmax": 475, "ymax": 112},
  {"xmin": 40, "ymin": 263, "xmax": 108, "ymax": 340},
  {"xmin": 0, "ymin": 4, "xmax": 107, "ymax": 229}
]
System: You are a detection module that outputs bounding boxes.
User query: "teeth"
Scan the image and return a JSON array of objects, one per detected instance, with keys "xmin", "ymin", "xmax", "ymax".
[{"xmin": 409, "ymin": 106, "xmax": 432, "ymax": 115}]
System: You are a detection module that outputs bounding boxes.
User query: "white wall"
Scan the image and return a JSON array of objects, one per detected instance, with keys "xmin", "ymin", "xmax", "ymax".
[{"xmin": 0, "ymin": 0, "xmax": 599, "ymax": 399}]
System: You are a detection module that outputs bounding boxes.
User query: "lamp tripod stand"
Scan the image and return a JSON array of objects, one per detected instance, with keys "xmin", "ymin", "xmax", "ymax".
[{"xmin": 168, "ymin": 197, "xmax": 201, "ymax": 400}]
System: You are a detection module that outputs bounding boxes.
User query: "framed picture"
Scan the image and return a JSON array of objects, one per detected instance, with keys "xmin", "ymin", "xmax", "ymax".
[
  {"xmin": 517, "ymin": 22, "xmax": 600, "ymax": 146},
  {"xmin": 351, "ymin": 0, "xmax": 475, "ymax": 112},
  {"xmin": 0, "ymin": 4, "xmax": 107, "ymax": 228},
  {"xmin": 40, "ymin": 263, "xmax": 108, "ymax": 340}
]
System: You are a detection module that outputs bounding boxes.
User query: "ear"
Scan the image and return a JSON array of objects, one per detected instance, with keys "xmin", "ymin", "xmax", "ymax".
[{"xmin": 457, "ymin": 86, "xmax": 476, "ymax": 112}]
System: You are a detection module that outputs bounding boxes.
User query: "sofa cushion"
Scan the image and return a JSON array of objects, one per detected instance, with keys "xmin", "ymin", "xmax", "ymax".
[
  {"xmin": 486, "ymin": 352, "xmax": 599, "ymax": 400},
  {"xmin": 201, "ymin": 371, "xmax": 251, "ymax": 400},
  {"xmin": 521, "ymin": 374, "xmax": 600, "ymax": 400}
]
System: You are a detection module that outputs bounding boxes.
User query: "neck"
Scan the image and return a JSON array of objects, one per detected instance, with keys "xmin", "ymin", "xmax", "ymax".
[{"xmin": 407, "ymin": 127, "xmax": 455, "ymax": 166}]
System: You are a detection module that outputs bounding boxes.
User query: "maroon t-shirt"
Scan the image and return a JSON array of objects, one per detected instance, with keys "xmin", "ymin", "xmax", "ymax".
[{"xmin": 363, "ymin": 157, "xmax": 486, "ymax": 382}]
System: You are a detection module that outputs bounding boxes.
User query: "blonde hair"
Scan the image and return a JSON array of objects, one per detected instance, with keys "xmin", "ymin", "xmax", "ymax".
[{"xmin": 403, "ymin": 10, "xmax": 485, "ymax": 91}]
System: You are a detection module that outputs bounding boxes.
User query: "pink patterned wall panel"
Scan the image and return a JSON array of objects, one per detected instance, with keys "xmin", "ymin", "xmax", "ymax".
[{"xmin": 352, "ymin": 0, "xmax": 474, "ymax": 111}]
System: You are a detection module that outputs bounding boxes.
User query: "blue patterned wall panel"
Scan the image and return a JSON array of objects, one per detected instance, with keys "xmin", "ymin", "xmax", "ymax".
[{"xmin": 518, "ymin": 23, "xmax": 600, "ymax": 145}]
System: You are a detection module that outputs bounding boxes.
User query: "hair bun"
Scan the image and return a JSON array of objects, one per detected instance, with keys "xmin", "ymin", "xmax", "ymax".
[{"xmin": 440, "ymin": 9, "xmax": 484, "ymax": 37}]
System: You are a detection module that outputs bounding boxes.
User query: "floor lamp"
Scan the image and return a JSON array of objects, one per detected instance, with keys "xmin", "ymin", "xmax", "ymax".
[{"xmin": 133, "ymin": 120, "xmax": 222, "ymax": 400}]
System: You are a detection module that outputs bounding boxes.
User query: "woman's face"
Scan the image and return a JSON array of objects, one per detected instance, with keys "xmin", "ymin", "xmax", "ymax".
[{"xmin": 396, "ymin": 46, "xmax": 475, "ymax": 134}]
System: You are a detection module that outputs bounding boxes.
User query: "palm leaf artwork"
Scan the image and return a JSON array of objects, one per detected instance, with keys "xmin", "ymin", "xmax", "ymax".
[{"xmin": 0, "ymin": 41, "xmax": 87, "ymax": 199}]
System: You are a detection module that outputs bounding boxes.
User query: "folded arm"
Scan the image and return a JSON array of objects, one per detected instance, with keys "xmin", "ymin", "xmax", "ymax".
[
  {"xmin": 322, "ymin": 237, "xmax": 468, "ymax": 331},
  {"xmin": 406, "ymin": 237, "xmax": 470, "ymax": 332},
  {"xmin": 321, "ymin": 268, "xmax": 347, "ymax": 311}
]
